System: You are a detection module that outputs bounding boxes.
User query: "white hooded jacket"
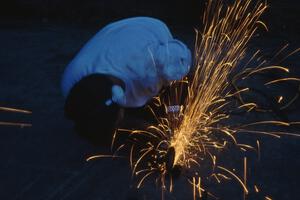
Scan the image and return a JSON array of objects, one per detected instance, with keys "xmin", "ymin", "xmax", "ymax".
[{"xmin": 61, "ymin": 17, "xmax": 192, "ymax": 107}]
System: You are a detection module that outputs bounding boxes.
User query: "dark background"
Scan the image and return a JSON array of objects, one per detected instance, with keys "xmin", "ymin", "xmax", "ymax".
[
  {"xmin": 0, "ymin": 0, "xmax": 203, "ymax": 26},
  {"xmin": 0, "ymin": 0, "xmax": 299, "ymax": 200}
]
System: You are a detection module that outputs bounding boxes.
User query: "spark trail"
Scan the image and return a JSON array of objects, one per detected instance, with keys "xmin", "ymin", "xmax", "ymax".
[{"xmin": 0, "ymin": 106, "xmax": 32, "ymax": 127}]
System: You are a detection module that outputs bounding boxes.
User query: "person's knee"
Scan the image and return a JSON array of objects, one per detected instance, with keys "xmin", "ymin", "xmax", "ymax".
[{"xmin": 63, "ymin": 74, "xmax": 125, "ymax": 146}]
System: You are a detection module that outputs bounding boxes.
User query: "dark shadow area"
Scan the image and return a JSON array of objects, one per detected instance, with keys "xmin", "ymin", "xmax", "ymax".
[{"xmin": 0, "ymin": 0, "xmax": 204, "ymax": 27}]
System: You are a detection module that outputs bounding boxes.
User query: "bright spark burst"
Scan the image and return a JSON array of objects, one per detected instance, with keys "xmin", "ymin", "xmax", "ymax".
[{"xmin": 88, "ymin": 0, "xmax": 300, "ymax": 199}]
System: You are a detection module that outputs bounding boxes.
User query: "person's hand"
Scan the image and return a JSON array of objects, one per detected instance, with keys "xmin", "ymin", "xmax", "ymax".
[{"xmin": 112, "ymin": 85, "xmax": 126, "ymax": 105}]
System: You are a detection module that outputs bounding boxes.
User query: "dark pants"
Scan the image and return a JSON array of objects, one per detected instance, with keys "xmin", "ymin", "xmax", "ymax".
[{"xmin": 64, "ymin": 74, "xmax": 123, "ymax": 146}]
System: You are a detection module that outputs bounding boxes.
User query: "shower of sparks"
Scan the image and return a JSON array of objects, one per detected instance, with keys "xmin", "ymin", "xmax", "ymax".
[
  {"xmin": 88, "ymin": 0, "xmax": 300, "ymax": 199},
  {"xmin": 0, "ymin": 106, "xmax": 32, "ymax": 127}
]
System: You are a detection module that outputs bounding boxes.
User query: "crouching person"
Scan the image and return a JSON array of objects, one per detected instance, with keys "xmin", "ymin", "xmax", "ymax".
[{"xmin": 61, "ymin": 17, "xmax": 192, "ymax": 145}]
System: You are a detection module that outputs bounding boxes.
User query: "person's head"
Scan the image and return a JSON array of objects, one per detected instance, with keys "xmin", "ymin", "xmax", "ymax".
[
  {"xmin": 64, "ymin": 74, "xmax": 125, "ymax": 146},
  {"xmin": 156, "ymin": 39, "xmax": 192, "ymax": 81}
]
